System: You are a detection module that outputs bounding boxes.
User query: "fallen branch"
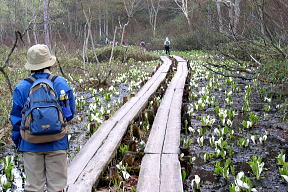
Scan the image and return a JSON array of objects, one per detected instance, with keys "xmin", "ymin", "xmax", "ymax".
[
  {"xmin": 203, "ymin": 64, "xmax": 254, "ymax": 81},
  {"xmin": 0, "ymin": 31, "xmax": 24, "ymax": 95},
  {"xmin": 206, "ymin": 61, "xmax": 255, "ymax": 75},
  {"xmin": 0, "ymin": 17, "xmax": 34, "ymax": 95}
]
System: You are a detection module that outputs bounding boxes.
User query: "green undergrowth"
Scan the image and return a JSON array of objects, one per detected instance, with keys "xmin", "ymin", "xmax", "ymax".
[{"xmin": 87, "ymin": 45, "xmax": 159, "ymax": 63}]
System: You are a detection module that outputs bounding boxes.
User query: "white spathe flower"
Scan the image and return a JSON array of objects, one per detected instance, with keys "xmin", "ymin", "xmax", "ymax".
[
  {"xmin": 0, "ymin": 175, "xmax": 8, "ymax": 185},
  {"xmin": 121, "ymin": 170, "xmax": 131, "ymax": 180},
  {"xmin": 281, "ymin": 154, "xmax": 286, "ymax": 162},
  {"xmin": 188, "ymin": 127, "xmax": 195, "ymax": 134},
  {"xmin": 264, "ymin": 97, "xmax": 272, "ymax": 103},
  {"xmin": 227, "ymin": 119, "xmax": 233, "ymax": 127},
  {"xmin": 204, "ymin": 153, "xmax": 208, "ymax": 162},
  {"xmin": 197, "ymin": 136, "xmax": 204, "ymax": 146},
  {"xmin": 251, "ymin": 135, "xmax": 256, "ymax": 144},
  {"xmin": 281, "ymin": 175, "xmax": 288, "ymax": 183},
  {"xmin": 247, "ymin": 121, "xmax": 252, "ymax": 128},
  {"xmin": 258, "ymin": 162, "xmax": 265, "ymax": 174},
  {"xmin": 259, "ymin": 135, "xmax": 267, "ymax": 144},
  {"xmin": 236, "ymin": 177, "xmax": 250, "ymax": 189},
  {"xmin": 227, "ymin": 90, "xmax": 233, "ymax": 96},
  {"xmin": 194, "ymin": 175, "xmax": 200, "ymax": 184},
  {"xmin": 191, "ymin": 175, "xmax": 201, "ymax": 189},
  {"xmin": 215, "ymin": 137, "xmax": 223, "ymax": 148},
  {"xmin": 236, "ymin": 171, "xmax": 245, "ymax": 179},
  {"xmin": 234, "ymin": 186, "xmax": 241, "ymax": 192},
  {"xmin": 214, "ymin": 128, "xmax": 220, "ymax": 136},
  {"xmin": 209, "ymin": 135, "xmax": 215, "ymax": 146},
  {"xmin": 216, "ymin": 149, "xmax": 221, "ymax": 156}
]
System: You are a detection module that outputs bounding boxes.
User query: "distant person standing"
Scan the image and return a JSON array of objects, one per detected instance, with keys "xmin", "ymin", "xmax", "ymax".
[
  {"xmin": 140, "ymin": 40, "xmax": 146, "ymax": 51},
  {"xmin": 105, "ymin": 37, "xmax": 109, "ymax": 46},
  {"xmin": 164, "ymin": 37, "xmax": 171, "ymax": 55}
]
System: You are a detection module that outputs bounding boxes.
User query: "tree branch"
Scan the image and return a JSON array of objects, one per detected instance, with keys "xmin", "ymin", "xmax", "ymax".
[{"xmin": 203, "ymin": 64, "xmax": 254, "ymax": 81}]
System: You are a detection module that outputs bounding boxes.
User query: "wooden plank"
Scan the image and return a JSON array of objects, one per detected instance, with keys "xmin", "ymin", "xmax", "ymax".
[
  {"xmin": 176, "ymin": 62, "xmax": 188, "ymax": 89},
  {"xmin": 173, "ymin": 55, "xmax": 186, "ymax": 62},
  {"xmin": 68, "ymin": 72, "xmax": 169, "ymax": 191},
  {"xmin": 67, "ymin": 57, "xmax": 172, "ymax": 190},
  {"xmin": 144, "ymin": 89, "xmax": 174, "ymax": 153},
  {"xmin": 162, "ymin": 89, "xmax": 183, "ymax": 154},
  {"xmin": 67, "ymin": 119, "xmax": 117, "ymax": 186},
  {"xmin": 139, "ymin": 56, "xmax": 187, "ymax": 192},
  {"xmin": 67, "ymin": 120, "xmax": 130, "ymax": 192},
  {"xmin": 145, "ymin": 61, "xmax": 183, "ymax": 154},
  {"xmin": 137, "ymin": 154, "xmax": 161, "ymax": 192},
  {"xmin": 160, "ymin": 154, "xmax": 183, "ymax": 192}
]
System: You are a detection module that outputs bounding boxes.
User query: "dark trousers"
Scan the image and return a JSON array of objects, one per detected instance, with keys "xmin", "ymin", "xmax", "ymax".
[{"xmin": 165, "ymin": 45, "xmax": 170, "ymax": 55}]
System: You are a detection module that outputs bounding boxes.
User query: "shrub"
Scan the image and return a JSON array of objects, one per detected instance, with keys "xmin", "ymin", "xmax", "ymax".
[{"xmin": 173, "ymin": 30, "xmax": 227, "ymax": 51}]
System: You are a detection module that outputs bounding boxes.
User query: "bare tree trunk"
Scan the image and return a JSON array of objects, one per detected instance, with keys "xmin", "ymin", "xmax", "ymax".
[
  {"xmin": 121, "ymin": 0, "xmax": 142, "ymax": 44},
  {"xmin": 257, "ymin": 0, "xmax": 265, "ymax": 35},
  {"xmin": 82, "ymin": 7, "xmax": 99, "ymax": 64},
  {"xmin": 43, "ymin": 0, "xmax": 51, "ymax": 48},
  {"xmin": 174, "ymin": 0, "xmax": 192, "ymax": 31},
  {"xmin": 33, "ymin": 20, "xmax": 38, "ymax": 44},
  {"xmin": 216, "ymin": 0, "xmax": 223, "ymax": 33},
  {"xmin": 120, "ymin": 22, "xmax": 129, "ymax": 45},
  {"xmin": 147, "ymin": 0, "xmax": 160, "ymax": 38},
  {"xmin": 25, "ymin": 2, "xmax": 31, "ymax": 46},
  {"xmin": 227, "ymin": 1, "xmax": 234, "ymax": 32},
  {"xmin": 233, "ymin": 0, "xmax": 241, "ymax": 34},
  {"xmin": 82, "ymin": 23, "xmax": 88, "ymax": 70},
  {"xmin": 68, "ymin": 11, "xmax": 73, "ymax": 34},
  {"xmin": 105, "ymin": 9, "xmax": 109, "ymax": 37},
  {"xmin": 0, "ymin": 24, "xmax": 3, "ymax": 42},
  {"xmin": 109, "ymin": 26, "xmax": 118, "ymax": 64},
  {"xmin": 99, "ymin": 16, "xmax": 102, "ymax": 41}
]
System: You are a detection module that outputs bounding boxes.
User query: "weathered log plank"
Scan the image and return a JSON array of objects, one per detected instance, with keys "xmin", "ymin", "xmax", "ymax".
[
  {"xmin": 144, "ymin": 60, "xmax": 184, "ymax": 154},
  {"xmin": 162, "ymin": 89, "xmax": 183, "ymax": 154},
  {"xmin": 138, "ymin": 56, "xmax": 187, "ymax": 192},
  {"xmin": 160, "ymin": 154, "xmax": 183, "ymax": 192},
  {"xmin": 137, "ymin": 154, "xmax": 161, "ymax": 192}
]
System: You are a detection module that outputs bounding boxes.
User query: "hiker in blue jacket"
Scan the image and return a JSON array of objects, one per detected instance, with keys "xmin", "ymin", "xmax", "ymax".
[{"xmin": 10, "ymin": 44, "xmax": 76, "ymax": 192}]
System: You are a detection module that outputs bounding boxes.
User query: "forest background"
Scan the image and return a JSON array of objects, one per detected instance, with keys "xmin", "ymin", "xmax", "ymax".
[{"xmin": 0, "ymin": 0, "xmax": 286, "ymax": 51}]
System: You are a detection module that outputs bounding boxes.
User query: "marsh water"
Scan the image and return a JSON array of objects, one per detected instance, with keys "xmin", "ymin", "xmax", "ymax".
[{"xmin": 181, "ymin": 66, "xmax": 288, "ymax": 191}]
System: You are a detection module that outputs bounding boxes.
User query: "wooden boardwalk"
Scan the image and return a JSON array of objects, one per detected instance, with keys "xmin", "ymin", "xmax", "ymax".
[
  {"xmin": 137, "ymin": 55, "xmax": 188, "ymax": 192},
  {"xmin": 66, "ymin": 56, "xmax": 172, "ymax": 192}
]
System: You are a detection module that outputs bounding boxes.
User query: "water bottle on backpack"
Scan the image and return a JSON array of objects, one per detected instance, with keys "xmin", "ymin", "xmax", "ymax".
[{"xmin": 59, "ymin": 90, "xmax": 73, "ymax": 119}]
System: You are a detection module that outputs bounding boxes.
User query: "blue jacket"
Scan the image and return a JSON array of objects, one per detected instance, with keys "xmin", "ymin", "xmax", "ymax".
[{"xmin": 10, "ymin": 73, "xmax": 76, "ymax": 152}]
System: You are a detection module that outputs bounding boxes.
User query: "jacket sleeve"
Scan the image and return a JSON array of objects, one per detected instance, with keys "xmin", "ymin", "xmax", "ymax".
[{"xmin": 10, "ymin": 88, "xmax": 24, "ymax": 148}]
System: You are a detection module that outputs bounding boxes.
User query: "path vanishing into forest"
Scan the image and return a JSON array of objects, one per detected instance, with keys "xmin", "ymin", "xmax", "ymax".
[{"xmin": 66, "ymin": 55, "xmax": 188, "ymax": 192}]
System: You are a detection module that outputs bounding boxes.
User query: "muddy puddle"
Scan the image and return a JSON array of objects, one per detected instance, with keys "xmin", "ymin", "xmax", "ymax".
[{"xmin": 181, "ymin": 63, "xmax": 288, "ymax": 191}]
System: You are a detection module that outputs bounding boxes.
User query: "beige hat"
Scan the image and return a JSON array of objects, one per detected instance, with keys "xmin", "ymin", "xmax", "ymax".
[{"xmin": 25, "ymin": 44, "xmax": 56, "ymax": 71}]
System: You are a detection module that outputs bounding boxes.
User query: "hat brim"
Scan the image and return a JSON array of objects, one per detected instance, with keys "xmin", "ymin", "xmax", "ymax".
[{"xmin": 25, "ymin": 55, "xmax": 56, "ymax": 71}]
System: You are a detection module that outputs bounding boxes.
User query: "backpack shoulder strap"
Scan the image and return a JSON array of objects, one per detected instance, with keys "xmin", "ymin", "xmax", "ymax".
[
  {"xmin": 24, "ymin": 75, "xmax": 38, "ymax": 84},
  {"xmin": 47, "ymin": 74, "xmax": 58, "ymax": 83}
]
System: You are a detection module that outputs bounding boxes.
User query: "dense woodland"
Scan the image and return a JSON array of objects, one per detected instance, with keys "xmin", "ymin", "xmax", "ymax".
[{"xmin": 0, "ymin": 0, "xmax": 287, "ymax": 50}]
